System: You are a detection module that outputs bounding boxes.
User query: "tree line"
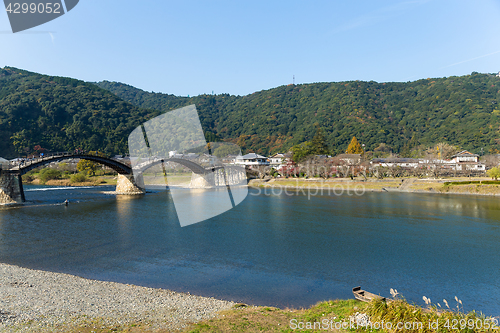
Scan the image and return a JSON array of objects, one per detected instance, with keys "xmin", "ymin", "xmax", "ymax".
[
  {"xmin": 1, "ymin": 66, "xmax": 500, "ymax": 159},
  {"xmin": 97, "ymin": 72, "xmax": 500, "ymax": 157}
]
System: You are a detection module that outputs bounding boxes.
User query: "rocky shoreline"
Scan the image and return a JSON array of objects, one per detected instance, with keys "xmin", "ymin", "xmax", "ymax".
[{"xmin": 0, "ymin": 263, "xmax": 235, "ymax": 332}]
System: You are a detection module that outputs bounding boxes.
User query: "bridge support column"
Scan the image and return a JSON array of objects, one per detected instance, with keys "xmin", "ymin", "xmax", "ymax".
[
  {"xmin": 0, "ymin": 171, "xmax": 24, "ymax": 205},
  {"xmin": 190, "ymin": 172, "xmax": 216, "ymax": 188},
  {"xmin": 189, "ymin": 168, "xmax": 247, "ymax": 188},
  {"xmin": 116, "ymin": 174, "xmax": 145, "ymax": 195}
]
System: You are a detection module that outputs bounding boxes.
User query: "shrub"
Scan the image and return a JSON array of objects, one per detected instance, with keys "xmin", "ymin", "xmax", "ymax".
[
  {"xmin": 70, "ymin": 173, "xmax": 87, "ymax": 183},
  {"xmin": 22, "ymin": 174, "xmax": 34, "ymax": 182},
  {"xmin": 482, "ymin": 180, "xmax": 500, "ymax": 185},
  {"xmin": 444, "ymin": 180, "xmax": 500, "ymax": 186},
  {"xmin": 38, "ymin": 168, "xmax": 62, "ymax": 183},
  {"xmin": 487, "ymin": 167, "xmax": 500, "ymax": 180}
]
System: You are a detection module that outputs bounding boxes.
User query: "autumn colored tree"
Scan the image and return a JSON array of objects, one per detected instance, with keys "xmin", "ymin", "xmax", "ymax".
[
  {"xmin": 425, "ymin": 142, "xmax": 460, "ymax": 160},
  {"xmin": 346, "ymin": 136, "xmax": 363, "ymax": 154},
  {"xmin": 77, "ymin": 151, "xmax": 106, "ymax": 176}
]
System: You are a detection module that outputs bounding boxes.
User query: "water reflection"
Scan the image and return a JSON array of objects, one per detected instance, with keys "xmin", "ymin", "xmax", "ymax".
[
  {"xmin": 0, "ymin": 186, "xmax": 499, "ymax": 316},
  {"xmin": 115, "ymin": 195, "xmax": 136, "ymax": 248}
]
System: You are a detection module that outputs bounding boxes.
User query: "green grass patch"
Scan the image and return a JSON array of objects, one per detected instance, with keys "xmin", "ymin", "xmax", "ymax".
[
  {"xmin": 444, "ymin": 180, "xmax": 500, "ymax": 186},
  {"xmin": 185, "ymin": 299, "xmax": 368, "ymax": 333},
  {"xmin": 186, "ymin": 296, "xmax": 496, "ymax": 333}
]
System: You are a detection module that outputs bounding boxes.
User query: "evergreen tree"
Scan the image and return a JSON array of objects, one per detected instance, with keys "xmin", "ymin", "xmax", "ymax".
[
  {"xmin": 346, "ymin": 136, "xmax": 363, "ymax": 154},
  {"xmin": 310, "ymin": 126, "xmax": 329, "ymax": 155},
  {"xmin": 291, "ymin": 142, "xmax": 312, "ymax": 162}
]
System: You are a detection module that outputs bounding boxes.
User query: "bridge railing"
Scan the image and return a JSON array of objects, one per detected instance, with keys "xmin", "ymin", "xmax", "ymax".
[
  {"xmin": 7, "ymin": 151, "xmax": 130, "ymax": 170},
  {"xmin": 7, "ymin": 152, "xmax": 228, "ymax": 174}
]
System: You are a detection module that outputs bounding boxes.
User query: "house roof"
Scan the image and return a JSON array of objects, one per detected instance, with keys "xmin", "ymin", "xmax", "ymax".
[
  {"xmin": 336, "ymin": 154, "xmax": 361, "ymax": 159},
  {"xmin": 372, "ymin": 158, "xmax": 419, "ymax": 163},
  {"xmin": 269, "ymin": 153, "xmax": 285, "ymax": 158},
  {"xmin": 237, "ymin": 153, "xmax": 267, "ymax": 159},
  {"xmin": 452, "ymin": 150, "xmax": 479, "ymax": 158}
]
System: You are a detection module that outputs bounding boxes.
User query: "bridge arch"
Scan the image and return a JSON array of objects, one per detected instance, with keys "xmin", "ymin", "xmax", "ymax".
[
  {"xmin": 11, "ymin": 153, "xmax": 222, "ymax": 176},
  {"xmin": 133, "ymin": 157, "xmax": 223, "ymax": 175},
  {"xmin": 13, "ymin": 153, "xmax": 132, "ymax": 176},
  {"xmin": 1, "ymin": 153, "xmax": 246, "ymax": 205}
]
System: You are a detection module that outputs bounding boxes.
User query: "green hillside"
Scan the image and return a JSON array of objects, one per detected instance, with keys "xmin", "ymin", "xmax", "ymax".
[
  {"xmin": 1, "ymin": 66, "xmax": 499, "ymax": 159},
  {"xmin": 0, "ymin": 67, "xmax": 161, "ymax": 158},
  {"xmin": 96, "ymin": 73, "xmax": 500, "ymax": 156}
]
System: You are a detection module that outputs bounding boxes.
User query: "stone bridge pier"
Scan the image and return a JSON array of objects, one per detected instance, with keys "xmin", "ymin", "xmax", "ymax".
[
  {"xmin": 0, "ymin": 171, "xmax": 25, "ymax": 204},
  {"xmin": 190, "ymin": 167, "xmax": 247, "ymax": 188},
  {"xmin": 116, "ymin": 174, "xmax": 145, "ymax": 194}
]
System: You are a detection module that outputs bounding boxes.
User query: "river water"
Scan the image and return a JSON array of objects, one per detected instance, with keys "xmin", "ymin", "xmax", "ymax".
[{"xmin": 0, "ymin": 185, "xmax": 499, "ymax": 316}]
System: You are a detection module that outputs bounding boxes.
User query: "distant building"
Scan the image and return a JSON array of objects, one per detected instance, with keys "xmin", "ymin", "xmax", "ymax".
[
  {"xmin": 369, "ymin": 151, "xmax": 485, "ymax": 172},
  {"xmin": 335, "ymin": 154, "xmax": 362, "ymax": 165},
  {"xmin": 371, "ymin": 157, "xmax": 419, "ymax": 168},
  {"xmin": 497, "ymin": 71, "xmax": 500, "ymax": 78},
  {"xmin": 268, "ymin": 153, "xmax": 286, "ymax": 168},
  {"xmin": 450, "ymin": 151, "xmax": 484, "ymax": 171},
  {"xmin": 199, "ymin": 153, "xmax": 217, "ymax": 164},
  {"xmin": 222, "ymin": 154, "xmax": 239, "ymax": 164},
  {"xmin": 450, "ymin": 150, "xmax": 479, "ymax": 163},
  {"xmin": 0, "ymin": 157, "xmax": 9, "ymax": 169},
  {"xmin": 184, "ymin": 153, "xmax": 198, "ymax": 160},
  {"xmin": 235, "ymin": 153, "xmax": 269, "ymax": 166}
]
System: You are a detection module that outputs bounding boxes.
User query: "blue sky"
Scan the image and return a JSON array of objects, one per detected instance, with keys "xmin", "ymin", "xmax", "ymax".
[{"xmin": 1, "ymin": 0, "xmax": 500, "ymax": 96}]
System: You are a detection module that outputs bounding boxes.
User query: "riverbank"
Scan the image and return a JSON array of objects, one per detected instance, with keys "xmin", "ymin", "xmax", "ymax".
[
  {"xmin": 248, "ymin": 177, "xmax": 500, "ymax": 196},
  {"xmin": 23, "ymin": 175, "xmax": 500, "ymax": 197},
  {"xmin": 0, "ymin": 263, "xmax": 378, "ymax": 333},
  {"xmin": 0, "ymin": 263, "xmax": 235, "ymax": 332},
  {"xmin": 24, "ymin": 176, "xmax": 116, "ymax": 187}
]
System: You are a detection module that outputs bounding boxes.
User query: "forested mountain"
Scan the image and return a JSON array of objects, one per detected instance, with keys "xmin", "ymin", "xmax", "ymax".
[
  {"xmin": 1, "ymin": 66, "xmax": 499, "ymax": 159},
  {"xmin": 0, "ymin": 67, "xmax": 162, "ymax": 158},
  {"xmin": 96, "ymin": 73, "xmax": 500, "ymax": 156}
]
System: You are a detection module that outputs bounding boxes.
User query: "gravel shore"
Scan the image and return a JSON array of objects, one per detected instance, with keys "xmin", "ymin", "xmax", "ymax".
[{"xmin": 0, "ymin": 263, "xmax": 236, "ymax": 332}]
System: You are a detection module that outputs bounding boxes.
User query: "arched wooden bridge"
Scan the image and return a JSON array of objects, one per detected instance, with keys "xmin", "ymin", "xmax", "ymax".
[
  {"xmin": 8, "ymin": 152, "xmax": 221, "ymax": 176},
  {"xmin": 1, "ymin": 152, "xmax": 229, "ymax": 204}
]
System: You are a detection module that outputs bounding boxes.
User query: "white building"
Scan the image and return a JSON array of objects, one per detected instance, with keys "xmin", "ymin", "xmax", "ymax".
[
  {"xmin": 235, "ymin": 153, "xmax": 269, "ymax": 166},
  {"xmin": 450, "ymin": 151, "xmax": 479, "ymax": 163},
  {"xmin": 370, "ymin": 158, "xmax": 419, "ymax": 168},
  {"xmin": 336, "ymin": 154, "xmax": 362, "ymax": 165},
  {"xmin": 268, "ymin": 153, "xmax": 286, "ymax": 168},
  {"xmin": 449, "ymin": 151, "xmax": 485, "ymax": 171},
  {"xmin": 370, "ymin": 151, "xmax": 485, "ymax": 171},
  {"xmin": 222, "ymin": 154, "xmax": 238, "ymax": 164}
]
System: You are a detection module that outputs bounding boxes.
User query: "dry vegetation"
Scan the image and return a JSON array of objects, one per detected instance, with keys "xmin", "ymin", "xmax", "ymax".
[{"xmin": 185, "ymin": 299, "xmax": 365, "ymax": 333}]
